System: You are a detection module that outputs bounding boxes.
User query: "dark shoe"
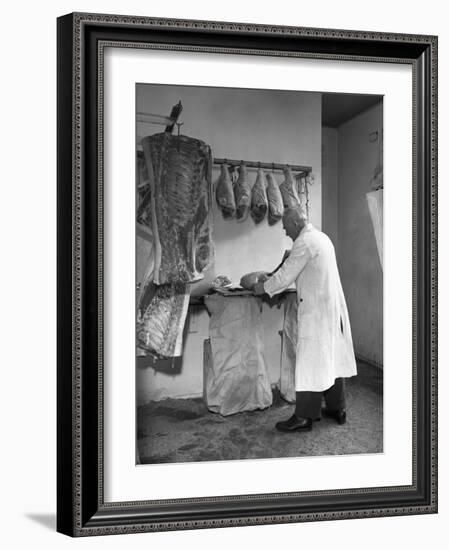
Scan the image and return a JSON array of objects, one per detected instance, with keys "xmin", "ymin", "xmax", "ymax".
[
  {"xmin": 323, "ymin": 408, "xmax": 347, "ymax": 425},
  {"xmin": 275, "ymin": 414, "xmax": 313, "ymax": 432}
]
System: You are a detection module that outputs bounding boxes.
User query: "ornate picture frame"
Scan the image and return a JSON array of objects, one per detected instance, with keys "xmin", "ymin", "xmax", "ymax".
[{"xmin": 57, "ymin": 12, "xmax": 437, "ymax": 536}]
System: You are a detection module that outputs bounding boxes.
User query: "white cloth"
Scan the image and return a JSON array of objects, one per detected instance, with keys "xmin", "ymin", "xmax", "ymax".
[
  {"xmin": 366, "ymin": 189, "xmax": 383, "ymax": 269},
  {"xmin": 264, "ymin": 224, "xmax": 357, "ymax": 392},
  {"xmin": 204, "ymin": 295, "xmax": 272, "ymax": 415}
]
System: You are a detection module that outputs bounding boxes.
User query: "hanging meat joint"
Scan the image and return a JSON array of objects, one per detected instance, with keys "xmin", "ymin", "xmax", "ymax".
[
  {"xmin": 279, "ymin": 166, "xmax": 301, "ymax": 209},
  {"xmin": 215, "ymin": 163, "xmax": 236, "ymax": 219},
  {"xmin": 250, "ymin": 168, "xmax": 268, "ymax": 224},
  {"xmin": 265, "ymin": 172, "xmax": 284, "ymax": 225},
  {"xmin": 141, "ymin": 133, "xmax": 214, "ymax": 284},
  {"xmin": 233, "ymin": 163, "xmax": 251, "ymax": 222}
]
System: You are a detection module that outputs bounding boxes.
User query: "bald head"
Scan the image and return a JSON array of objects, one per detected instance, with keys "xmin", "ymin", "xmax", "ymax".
[
  {"xmin": 283, "ymin": 205, "xmax": 308, "ymax": 224},
  {"xmin": 282, "ymin": 205, "xmax": 308, "ymax": 240}
]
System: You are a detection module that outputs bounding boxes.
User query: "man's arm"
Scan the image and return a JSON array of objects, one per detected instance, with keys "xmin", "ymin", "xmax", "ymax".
[
  {"xmin": 270, "ymin": 249, "xmax": 291, "ymax": 276},
  {"xmin": 253, "ymin": 250, "xmax": 291, "ymax": 295},
  {"xmin": 259, "ymin": 241, "xmax": 311, "ymax": 297}
]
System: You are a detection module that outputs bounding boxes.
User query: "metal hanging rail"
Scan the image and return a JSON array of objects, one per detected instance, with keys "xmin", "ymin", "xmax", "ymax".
[
  {"xmin": 213, "ymin": 158, "xmax": 312, "ymax": 175},
  {"xmin": 137, "ymin": 101, "xmax": 183, "ymax": 133},
  {"xmin": 137, "ymin": 112, "xmax": 174, "ymax": 125}
]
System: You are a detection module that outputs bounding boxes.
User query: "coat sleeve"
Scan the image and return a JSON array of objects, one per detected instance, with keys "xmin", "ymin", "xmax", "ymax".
[{"xmin": 264, "ymin": 240, "xmax": 312, "ymax": 297}]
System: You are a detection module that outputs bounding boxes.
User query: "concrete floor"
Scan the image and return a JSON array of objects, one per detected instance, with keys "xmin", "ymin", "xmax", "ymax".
[{"xmin": 137, "ymin": 360, "xmax": 382, "ymax": 464}]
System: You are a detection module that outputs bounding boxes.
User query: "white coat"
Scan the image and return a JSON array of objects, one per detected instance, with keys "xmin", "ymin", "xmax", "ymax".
[{"xmin": 264, "ymin": 224, "xmax": 357, "ymax": 392}]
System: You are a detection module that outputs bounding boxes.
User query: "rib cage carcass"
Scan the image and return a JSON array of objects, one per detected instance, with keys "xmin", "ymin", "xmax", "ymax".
[
  {"xmin": 137, "ymin": 133, "xmax": 214, "ymax": 358},
  {"xmin": 141, "ymin": 133, "xmax": 214, "ymax": 285}
]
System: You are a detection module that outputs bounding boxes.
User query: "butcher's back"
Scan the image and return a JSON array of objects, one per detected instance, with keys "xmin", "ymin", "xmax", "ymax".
[{"xmin": 297, "ymin": 225, "xmax": 339, "ymax": 296}]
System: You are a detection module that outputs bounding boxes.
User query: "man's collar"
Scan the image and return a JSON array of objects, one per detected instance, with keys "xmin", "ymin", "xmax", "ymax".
[
  {"xmin": 300, "ymin": 222, "xmax": 313, "ymax": 234},
  {"xmin": 293, "ymin": 222, "xmax": 313, "ymax": 241}
]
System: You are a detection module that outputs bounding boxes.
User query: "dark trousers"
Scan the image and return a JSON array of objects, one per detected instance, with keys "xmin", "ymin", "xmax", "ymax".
[{"xmin": 295, "ymin": 378, "xmax": 346, "ymax": 420}]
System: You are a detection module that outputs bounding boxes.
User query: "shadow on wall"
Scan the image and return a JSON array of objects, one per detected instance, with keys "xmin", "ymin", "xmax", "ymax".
[
  {"xmin": 136, "ymin": 312, "xmax": 194, "ymax": 375},
  {"xmin": 137, "ymin": 354, "xmax": 182, "ymax": 375}
]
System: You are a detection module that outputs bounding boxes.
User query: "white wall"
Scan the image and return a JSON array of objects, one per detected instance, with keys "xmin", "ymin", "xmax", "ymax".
[
  {"xmin": 3, "ymin": 2, "xmax": 447, "ymax": 549},
  {"xmin": 136, "ymin": 84, "xmax": 322, "ymax": 402},
  {"xmin": 322, "ymin": 126, "xmax": 339, "ymax": 251},
  {"xmin": 337, "ymin": 103, "xmax": 383, "ymax": 365}
]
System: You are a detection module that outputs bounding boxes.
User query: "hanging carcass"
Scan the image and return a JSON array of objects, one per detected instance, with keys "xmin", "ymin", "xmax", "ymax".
[
  {"xmin": 141, "ymin": 132, "xmax": 214, "ymax": 284},
  {"xmin": 138, "ymin": 132, "xmax": 214, "ymax": 358}
]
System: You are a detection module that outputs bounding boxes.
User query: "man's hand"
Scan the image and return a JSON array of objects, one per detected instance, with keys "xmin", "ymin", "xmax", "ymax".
[{"xmin": 253, "ymin": 282, "xmax": 266, "ymax": 296}]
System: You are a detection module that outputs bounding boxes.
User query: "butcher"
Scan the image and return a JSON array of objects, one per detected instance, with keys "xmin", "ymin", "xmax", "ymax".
[{"xmin": 253, "ymin": 205, "xmax": 357, "ymax": 432}]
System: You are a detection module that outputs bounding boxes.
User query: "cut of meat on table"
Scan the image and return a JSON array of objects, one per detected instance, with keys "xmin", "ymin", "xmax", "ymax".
[
  {"xmin": 141, "ymin": 132, "xmax": 214, "ymax": 285},
  {"xmin": 137, "ymin": 280, "xmax": 190, "ymax": 358},
  {"xmin": 240, "ymin": 271, "xmax": 270, "ymax": 290},
  {"xmin": 234, "ymin": 163, "xmax": 251, "ymax": 222},
  {"xmin": 266, "ymin": 172, "xmax": 284, "ymax": 225},
  {"xmin": 250, "ymin": 168, "xmax": 268, "ymax": 224},
  {"xmin": 212, "ymin": 275, "xmax": 232, "ymax": 289},
  {"xmin": 279, "ymin": 166, "xmax": 301, "ymax": 209},
  {"xmin": 215, "ymin": 163, "xmax": 236, "ymax": 219}
]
